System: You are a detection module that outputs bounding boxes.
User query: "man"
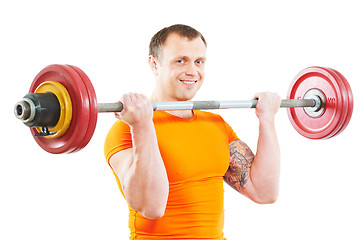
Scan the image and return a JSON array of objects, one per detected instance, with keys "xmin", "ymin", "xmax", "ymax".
[{"xmin": 104, "ymin": 24, "xmax": 281, "ymax": 239}]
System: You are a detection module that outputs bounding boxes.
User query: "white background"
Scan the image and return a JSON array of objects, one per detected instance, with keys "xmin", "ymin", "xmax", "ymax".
[{"xmin": 1, "ymin": 0, "xmax": 360, "ymax": 239}]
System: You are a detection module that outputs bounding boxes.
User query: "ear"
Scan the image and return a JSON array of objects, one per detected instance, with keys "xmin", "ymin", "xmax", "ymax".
[{"xmin": 149, "ymin": 55, "xmax": 159, "ymax": 76}]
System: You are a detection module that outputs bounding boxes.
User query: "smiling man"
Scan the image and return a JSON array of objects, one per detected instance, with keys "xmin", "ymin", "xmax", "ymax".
[{"xmin": 104, "ymin": 24, "xmax": 281, "ymax": 240}]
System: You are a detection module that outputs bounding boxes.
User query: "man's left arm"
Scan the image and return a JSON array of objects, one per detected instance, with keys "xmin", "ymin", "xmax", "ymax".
[{"xmin": 223, "ymin": 92, "xmax": 281, "ymax": 204}]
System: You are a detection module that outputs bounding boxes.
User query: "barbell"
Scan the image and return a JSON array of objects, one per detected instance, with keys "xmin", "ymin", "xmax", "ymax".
[{"xmin": 14, "ymin": 64, "xmax": 353, "ymax": 154}]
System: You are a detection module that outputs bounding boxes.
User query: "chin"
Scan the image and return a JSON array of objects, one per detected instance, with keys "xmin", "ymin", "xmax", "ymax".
[{"xmin": 177, "ymin": 94, "xmax": 196, "ymax": 101}]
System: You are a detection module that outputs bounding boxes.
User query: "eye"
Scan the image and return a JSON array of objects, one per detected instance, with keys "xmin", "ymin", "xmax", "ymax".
[
  {"xmin": 195, "ymin": 60, "xmax": 204, "ymax": 65},
  {"xmin": 176, "ymin": 59, "xmax": 185, "ymax": 64}
]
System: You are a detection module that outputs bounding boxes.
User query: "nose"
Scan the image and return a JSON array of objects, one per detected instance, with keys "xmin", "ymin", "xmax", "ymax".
[{"xmin": 185, "ymin": 62, "xmax": 198, "ymax": 76}]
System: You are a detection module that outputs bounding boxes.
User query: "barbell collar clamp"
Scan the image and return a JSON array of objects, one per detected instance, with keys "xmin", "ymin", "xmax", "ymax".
[
  {"xmin": 14, "ymin": 93, "xmax": 61, "ymax": 127},
  {"xmin": 15, "ymin": 99, "xmax": 33, "ymax": 122},
  {"xmin": 303, "ymin": 89, "xmax": 326, "ymax": 118}
]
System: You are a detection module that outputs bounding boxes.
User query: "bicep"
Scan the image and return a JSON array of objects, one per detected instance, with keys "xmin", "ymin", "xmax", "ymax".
[{"xmin": 223, "ymin": 139, "xmax": 255, "ymax": 194}]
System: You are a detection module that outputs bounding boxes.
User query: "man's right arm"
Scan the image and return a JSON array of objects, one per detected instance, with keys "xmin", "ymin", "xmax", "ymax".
[{"xmin": 109, "ymin": 93, "xmax": 169, "ymax": 219}]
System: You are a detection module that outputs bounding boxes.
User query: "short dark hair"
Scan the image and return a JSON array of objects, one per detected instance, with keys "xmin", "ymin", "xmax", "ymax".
[{"xmin": 149, "ymin": 24, "xmax": 207, "ymax": 59}]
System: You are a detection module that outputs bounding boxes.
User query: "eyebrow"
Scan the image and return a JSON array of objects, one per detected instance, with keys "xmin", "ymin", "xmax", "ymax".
[{"xmin": 173, "ymin": 56, "xmax": 207, "ymax": 61}]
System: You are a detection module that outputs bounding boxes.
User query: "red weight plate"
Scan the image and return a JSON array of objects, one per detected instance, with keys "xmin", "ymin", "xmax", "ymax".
[
  {"xmin": 319, "ymin": 68, "xmax": 348, "ymax": 139},
  {"xmin": 287, "ymin": 67, "xmax": 345, "ymax": 139},
  {"xmin": 29, "ymin": 65, "xmax": 90, "ymax": 154},
  {"xmin": 66, "ymin": 65, "xmax": 98, "ymax": 153},
  {"xmin": 326, "ymin": 68, "xmax": 353, "ymax": 138},
  {"xmin": 60, "ymin": 65, "xmax": 92, "ymax": 153}
]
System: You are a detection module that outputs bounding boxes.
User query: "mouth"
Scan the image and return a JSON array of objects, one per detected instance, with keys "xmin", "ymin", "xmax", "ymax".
[{"xmin": 179, "ymin": 80, "xmax": 198, "ymax": 86}]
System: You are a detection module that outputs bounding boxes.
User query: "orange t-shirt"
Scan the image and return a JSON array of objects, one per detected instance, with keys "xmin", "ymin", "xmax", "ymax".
[{"xmin": 104, "ymin": 110, "xmax": 239, "ymax": 239}]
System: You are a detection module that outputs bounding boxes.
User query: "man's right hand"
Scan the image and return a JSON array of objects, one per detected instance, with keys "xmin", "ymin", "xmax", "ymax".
[{"xmin": 115, "ymin": 93, "xmax": 153, "ymax": 126}]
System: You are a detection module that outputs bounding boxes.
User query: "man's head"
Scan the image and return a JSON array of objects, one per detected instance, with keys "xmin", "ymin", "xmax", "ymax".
[{"xmin": 149, "ymin": 24, "xmax": 207, "ymax": 102}]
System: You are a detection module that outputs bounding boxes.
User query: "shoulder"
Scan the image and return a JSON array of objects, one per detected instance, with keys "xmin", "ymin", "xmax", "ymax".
[
  {"xmin": 104, "ymin": 120, "xmax": 132, "ymax": 161},
  {"xmin": 110, "ymin": 119, "xmax": 130, "ymax": 131},
  {"xmin": 105, "ymin": 120, "xmax": 132, "ymax": 142}
]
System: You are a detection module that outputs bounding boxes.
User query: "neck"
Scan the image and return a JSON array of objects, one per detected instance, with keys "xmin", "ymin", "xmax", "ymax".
[
  {"xmin": 166, "ymin": 110, "xmax": 194, "ymax": 119},
  {"xmin": 151, "ymin": 91, "xmax": 194, "ymax": 119}
]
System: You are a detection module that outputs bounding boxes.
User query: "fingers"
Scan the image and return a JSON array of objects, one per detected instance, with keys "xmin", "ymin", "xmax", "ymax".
[
  {"xmin": 114, "ymin": 93, "xmax": 153, "ymax": 125},
  {"xmin": 119, "ymin": 93, "xmax": 149, "ymax": 110},
  {"xmin": 253, "ymin": 91, "xmax": 279, "ymax": 100},
  {"xmin": 253, "ymin": 92, "xmax": 282, "ymax": 120}
]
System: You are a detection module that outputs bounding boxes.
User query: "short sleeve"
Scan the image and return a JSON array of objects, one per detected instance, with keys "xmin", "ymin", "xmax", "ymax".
[
  {"xmin": 223, "ymin": 120, "xmax": 239, "ymax": 143},
  {"xmin": 104, "ymin": 120, "xmax": 133, "ymax": 165}
]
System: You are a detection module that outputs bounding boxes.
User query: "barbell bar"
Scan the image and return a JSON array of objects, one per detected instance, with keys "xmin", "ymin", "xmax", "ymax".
[
  {"xmin": 14, "ymin": 64, "xmax": 353, "ymax": 154},
  {"xmin": 15, "ymin": 98, "xmax": 317, "ymax": 126},
  {"xmin": 96, "ymin": 99, "xmax": 317, "ymax": 112}
]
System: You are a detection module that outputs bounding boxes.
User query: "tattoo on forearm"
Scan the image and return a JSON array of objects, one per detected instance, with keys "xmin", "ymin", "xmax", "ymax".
[{"xmin": 224, "ymin": 140, "xmax": 254, "ymax": 191}]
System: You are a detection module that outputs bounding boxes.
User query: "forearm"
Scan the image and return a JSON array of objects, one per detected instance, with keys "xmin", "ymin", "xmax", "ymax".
[
  {"xmin": 224, "ymin": 92, "xmax": 281, "ymax": 203},
  {"xmin": 251, "ymin": 118, "xmax": 280, "ymax": 202},
  {"xmin": 124, "ymin": 121, "xmax": 169, "ymax": 217}
]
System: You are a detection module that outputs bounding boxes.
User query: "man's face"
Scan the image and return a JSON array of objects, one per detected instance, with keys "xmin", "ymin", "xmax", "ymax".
[{"xmin": 152, "ymin": 34, "xmax": 206, "ymax": 101}]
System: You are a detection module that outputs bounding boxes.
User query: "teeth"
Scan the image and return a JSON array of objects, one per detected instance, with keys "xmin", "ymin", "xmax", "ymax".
[{"xmin": 181, "ymin": 80, "xmax": 197, "ymax": 83}]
